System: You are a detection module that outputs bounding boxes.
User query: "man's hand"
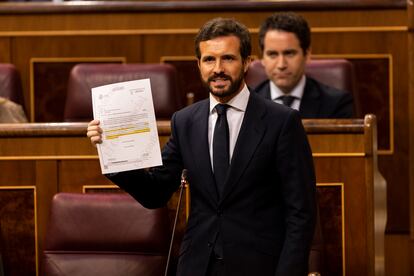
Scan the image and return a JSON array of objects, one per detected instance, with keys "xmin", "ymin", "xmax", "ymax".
[{"xmin": 87, "ymin": 119, "xmax": 103, "ymax": 147}]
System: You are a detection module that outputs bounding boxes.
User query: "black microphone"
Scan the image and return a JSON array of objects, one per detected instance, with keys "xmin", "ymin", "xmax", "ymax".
[
  {"xmin": 164, "ymin": 169, "xmax": 188, "ymax": 276},
  {"xmin": 181, "ymin": 169, "xmax": 188, "ymax": 186}
]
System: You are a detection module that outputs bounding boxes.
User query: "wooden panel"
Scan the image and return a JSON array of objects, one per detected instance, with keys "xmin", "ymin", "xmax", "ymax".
[
  {"xmin": 408, "ymin": 0, "xmax": 414, "ymax": 255},
  {"xmin": 0, "ymin": 160, "xmax": 35, "ymax": 184},
  {"xmin": 33, "ymin": 60, "xmax": 80, "ymax": 122},
  {"xmin": 315, "ymin": 158, "xmax": 369, "ymax": 275},
  {"xmin": 351, "ymin": 58, "xmax": 390, "ymax": 149},
  {"xmin": 384, "ymin": 234, "xmax": 411, "ymax": 276},
  {"xmin": 144, "ymin": 34, "xmax": 195, "ymax": 63},
  {"xmin": 0, "ymin": 37, "xmax": 10, "ymax": 62},
  {"xmin": 0, "ymin": 187, "xmax": 36, "ymax": 276},
  {"xmin": 12, "ymin": 35, "xmax": 142, "ymax": 116},
  {"xmin": 0, "ymin": 137, "xmax": 95, "ymax": 157},
  {"xmin": 0, "ymin": 163, "xmax": 38, "ymax": 276},
  {"xmin": 32, "ymin": 59, "xmax": 125, "ymax": 122},
  {"xmin": 59, "ymin": 160, "xmax": 112, "ymax": 193},
  {"xmin": 317, "ymin": 184, "xmax": 344, "ymax": 276},
  {"xmin": 35, "ymin": 160, "xmax": 58, "ymax": 276},
  {"xmin": 310, "ymin": 134, "xmax": 365, "ymax": 154}
]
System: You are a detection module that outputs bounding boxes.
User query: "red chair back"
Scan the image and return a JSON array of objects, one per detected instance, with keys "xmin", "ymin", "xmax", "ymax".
[
  {"xmin": 43, "ymin": 193, "xmax": 170, "ymax": 276},
  {"xmin": 64, "ymin": 63, "xmax": 182, "ymax": 121}
]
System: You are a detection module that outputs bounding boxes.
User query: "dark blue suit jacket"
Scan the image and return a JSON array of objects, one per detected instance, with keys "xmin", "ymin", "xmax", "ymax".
[
  {"xmin": 254, "ymin": 77, "xmax": 354, "ymax": 118},
  {"xmin": 108, "ymin": 92, "xmax": 316, "ymax": 276}
]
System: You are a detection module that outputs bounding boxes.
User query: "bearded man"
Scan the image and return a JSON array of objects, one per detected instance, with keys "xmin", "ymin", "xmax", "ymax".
[{"xmin": 87, "ymin": 17, "xmax": 316, "ymax": 276}]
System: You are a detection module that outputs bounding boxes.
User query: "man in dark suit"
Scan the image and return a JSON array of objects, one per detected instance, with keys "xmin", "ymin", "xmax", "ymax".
[
  {"xmin": 87, "ymin": 18, "xmax": 316, "ymax": 276},
  {"xmin": 255, "ymin": 12, "xmax": 354, "ymax": 118}
]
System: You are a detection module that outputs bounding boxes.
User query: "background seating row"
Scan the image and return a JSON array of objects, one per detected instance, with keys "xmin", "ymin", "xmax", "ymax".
[{"xmin": 0, "ymin": 59, "xmax": 358, "ymax": 122}]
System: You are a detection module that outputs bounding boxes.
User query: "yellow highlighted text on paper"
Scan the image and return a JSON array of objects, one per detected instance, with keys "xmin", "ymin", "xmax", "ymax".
[{"xmin": 105, "ymin": 126, "xmax": 150, "ymax": 140}]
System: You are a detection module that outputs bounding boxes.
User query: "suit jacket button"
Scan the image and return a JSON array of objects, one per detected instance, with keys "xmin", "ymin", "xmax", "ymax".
[
  {"xmin": 217, "ymin": 209, "xmax": 222, "ymax": 216},
  {"xmin": 208, "ymin": 242, "xmax": 212, "ymax": 247}
]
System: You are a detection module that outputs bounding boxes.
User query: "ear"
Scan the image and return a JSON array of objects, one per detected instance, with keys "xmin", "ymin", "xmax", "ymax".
[
  {"xmin": 243, "ymin": 56, "xmax": 252, "ymax": 73},
  {"xmin": 197, "ymin": 59, "xmax": 201, "ymax": 69}
]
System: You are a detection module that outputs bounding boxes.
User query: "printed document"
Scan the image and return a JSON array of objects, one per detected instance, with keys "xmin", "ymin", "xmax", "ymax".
[{"xmin": 92, "ymin": 79, "xmax": 162, "ymax": 174}]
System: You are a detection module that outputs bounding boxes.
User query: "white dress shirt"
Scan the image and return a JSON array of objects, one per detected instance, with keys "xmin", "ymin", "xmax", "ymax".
[
  {"xmin": 208, "ymin": 84, "xmax": 250, "ymax": 169},
  {"xmin": 270, "ymin": 75, "xmax": 306, "ymax": 110}
]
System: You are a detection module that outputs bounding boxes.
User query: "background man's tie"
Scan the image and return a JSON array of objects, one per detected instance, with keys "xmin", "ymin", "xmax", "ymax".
[
  {"xmin": 278, "ymin": 95, "xmax": 296, "ymax": 107},
  {"xmin": 213, "ymin": 103, "xmax": 230, "ymax": 197}
]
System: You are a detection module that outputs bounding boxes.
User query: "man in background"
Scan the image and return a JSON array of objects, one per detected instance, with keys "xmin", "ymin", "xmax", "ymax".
[{"xmin": 255, "ymin": 12, "xmax": 354, "ymax": 118}]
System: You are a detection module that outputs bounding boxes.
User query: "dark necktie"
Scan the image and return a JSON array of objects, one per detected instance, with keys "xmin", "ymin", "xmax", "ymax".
[
  {"xmin": 278, "ymin": 95, "xmax": 296, "ymax": 107},
  {"xmin": 213, "ymin": 104, "xmax": 230, "ymax": 197}
]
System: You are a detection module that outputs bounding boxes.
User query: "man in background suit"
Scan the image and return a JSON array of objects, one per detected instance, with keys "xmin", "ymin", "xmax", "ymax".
[
  {"xmin": 255, "ymin": 12, "xmax": 354, "ymax": 118},
  {"xmin": 87, "ymin": 17, "xmax": 316, "ymax": 276}
]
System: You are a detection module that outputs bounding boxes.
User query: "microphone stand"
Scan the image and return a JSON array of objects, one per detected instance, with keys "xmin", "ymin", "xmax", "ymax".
[{"xmin": 164, "ymin": 169, "xmax": 188, "ymax": 276}]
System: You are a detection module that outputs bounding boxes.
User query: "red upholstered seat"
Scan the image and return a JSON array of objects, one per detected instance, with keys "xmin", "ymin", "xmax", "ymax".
[
  {"xmin": 0, "ymin": 63, "xmax": 25, "ymax": 106},
  {"xmin": 43, "ymin": 193, "xmax": 170, "ymax": 276},
  {"xmin": 64, "ymin": 63, "xmax": 182, "ymax": 121},
  {"xmin": 305, "ymin": 59, "xmax": 355, "ymax": 95}
]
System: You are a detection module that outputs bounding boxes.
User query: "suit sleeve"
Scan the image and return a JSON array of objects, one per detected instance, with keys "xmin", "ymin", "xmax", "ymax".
[
  {"xmin": 333, "ymin": 90, "xmax": 354, "ymax": 118},
  {"xmin": 275, "ymin": 110, "xmax": 317, "ymax": 276},
  {"xmin": 107, "ymin": 112, "xmax": 184, "ymax": 209}
]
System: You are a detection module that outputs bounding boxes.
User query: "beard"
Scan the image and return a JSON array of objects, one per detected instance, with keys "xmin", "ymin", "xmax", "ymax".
[{"xmin": 201, "ymin": 70, "xmax": 245, "ymax": 99}]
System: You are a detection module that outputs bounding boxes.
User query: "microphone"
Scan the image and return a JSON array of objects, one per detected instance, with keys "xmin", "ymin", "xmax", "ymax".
[
  {"xmin": 180, "ymin": 169, "xmax": 190, "ymax": 221},
  {"xmin": 164, "ymin": 169, "xmax": 188, "ymax": 276},
  {"xmin": 181, "ymin": 169, "xmax": 188, "ymax": 186}
]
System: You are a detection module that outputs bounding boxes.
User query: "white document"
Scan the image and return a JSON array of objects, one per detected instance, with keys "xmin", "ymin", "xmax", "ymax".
[{"xmin": 91, "ymin": 79, "xmax": 162, "ymax": 174}]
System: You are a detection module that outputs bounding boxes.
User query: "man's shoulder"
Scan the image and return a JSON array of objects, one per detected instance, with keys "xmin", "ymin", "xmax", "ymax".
[
  {"xmin": 306, "ymin": 77, "xmax": 351, "ymax": 99},
  {"xmin": 304, "ymin": 77, "xmax": 354, "ymax": 118},
  {"xmin": 173, "ymin": 98, "xmax": 209, "ymax": 120},
  {"xmin": 252, "ymin": 80, "xmax": 270, "ymax": 98},
  {"xmin": 249, "ymin": 91, "xmax": 297, "ymax": 120}
]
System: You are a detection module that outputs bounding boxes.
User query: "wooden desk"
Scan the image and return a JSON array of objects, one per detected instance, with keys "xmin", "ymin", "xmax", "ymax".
[
  {"xmin": 304, "ymin": 115, "xmax": 386, "ymax": 276},
  {"xmin": 0, "ymin": 115, "xmax": 384, "ymax": 276}
]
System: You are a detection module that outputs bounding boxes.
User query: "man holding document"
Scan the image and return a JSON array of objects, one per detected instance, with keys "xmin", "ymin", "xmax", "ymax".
[{"xmin": 87, "ymin": 18, "xmax": 316, "ymax": 276}]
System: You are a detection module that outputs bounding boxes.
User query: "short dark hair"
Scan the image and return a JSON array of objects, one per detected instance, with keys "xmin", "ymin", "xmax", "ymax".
[
  {"xmin": 258, "ymin": 12, "xmax": 311, "ymax": 54},
  {"xmin": 195, "ymin": 17, "xmax": 251, "ymax": 62}
]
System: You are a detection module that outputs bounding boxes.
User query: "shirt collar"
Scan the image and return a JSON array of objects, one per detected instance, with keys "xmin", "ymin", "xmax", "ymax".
[
  {"xmin": 270, "ymin": 75, "xmax": 306, "ymax": 100},
  {"xmin": 209, "ymin": 83, "xmax": 250, "ymax": 113}
]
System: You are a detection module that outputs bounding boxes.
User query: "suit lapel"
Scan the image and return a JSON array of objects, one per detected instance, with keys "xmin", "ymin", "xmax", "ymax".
[
  {"xmin": 299, "ymin": 78, "xmax": 321, "ymax": 118},
  {"xmin": 220, "ymin": 93, "xmax": 266, "ymax": 203},
  {"xmin": 188, "ymin": 100, "xmax": 219, "ymax": 202},
  {"xmin": 254, "ymin": 80, "xmax": 272, "ymax": 100}
]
